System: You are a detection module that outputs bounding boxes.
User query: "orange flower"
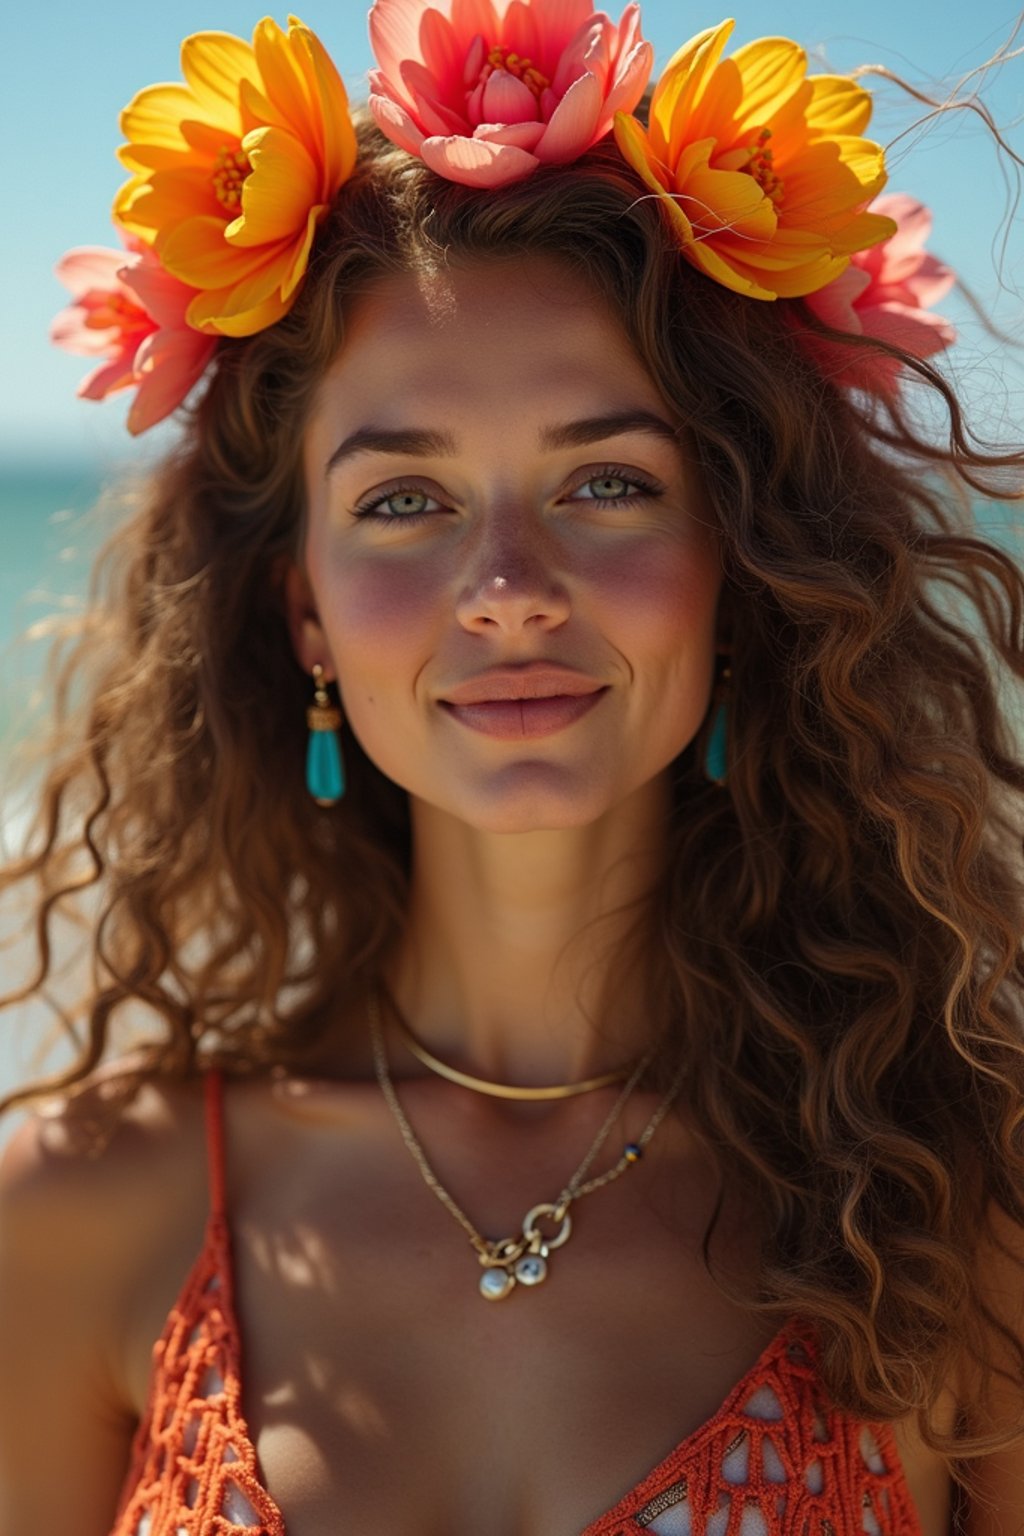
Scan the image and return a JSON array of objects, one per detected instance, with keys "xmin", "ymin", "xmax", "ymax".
[
  {"xmin": 613, "ymin": 20, "xmax": 896, "ymax": 299},
  {"xmin": 114, "ymin": 17, "xmax": 357, "ymax": 337}
]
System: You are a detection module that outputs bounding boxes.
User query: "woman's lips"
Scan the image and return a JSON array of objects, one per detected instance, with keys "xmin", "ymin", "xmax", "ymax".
[{"xmin": 440, "ymin": 688, "xmax": 608, "ymax": 739}]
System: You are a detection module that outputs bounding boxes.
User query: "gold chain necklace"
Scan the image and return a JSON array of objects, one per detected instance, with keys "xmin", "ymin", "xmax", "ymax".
[
  {"xmin": 381, "ymin": 983, "xmax": 641, "ymax": 1099},
  {"xmin": 368, "ymin": 989, "xmax": 686, "ymax": 1300}
]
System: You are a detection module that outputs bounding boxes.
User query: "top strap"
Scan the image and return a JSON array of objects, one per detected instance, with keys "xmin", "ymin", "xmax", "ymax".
[{"xmin": 203, "ymin": 1068, "xmax": 228, "ymax": 1222}]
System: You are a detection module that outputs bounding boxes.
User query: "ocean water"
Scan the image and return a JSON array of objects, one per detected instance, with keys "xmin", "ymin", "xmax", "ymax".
[
  {"xmin": 0, "ymin": 462, "xmax": 115, "ymax": 1137},
  {"xmin": 0, "ymin": 463, "xmax": 110, "ymax": 746}
]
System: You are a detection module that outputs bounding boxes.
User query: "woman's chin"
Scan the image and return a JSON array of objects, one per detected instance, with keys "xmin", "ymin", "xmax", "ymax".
[{"xmin": 405, "ymin": 763, "xmax": 663, "ymax": 836}]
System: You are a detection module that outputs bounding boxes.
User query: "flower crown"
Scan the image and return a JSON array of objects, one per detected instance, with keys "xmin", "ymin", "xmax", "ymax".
[{"xmin": 51, "ymin": 2, "xmax": 956, "ymax": 435}]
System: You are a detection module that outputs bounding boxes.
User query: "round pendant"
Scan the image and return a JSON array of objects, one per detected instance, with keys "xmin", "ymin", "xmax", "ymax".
[
  {"xmin": 479, "ymin": 1266, "xmax": 515, "ymax": 1301},
  {"xmin": 513, "ymin": 1253, "xmax": 547, "ymax": 1286}
]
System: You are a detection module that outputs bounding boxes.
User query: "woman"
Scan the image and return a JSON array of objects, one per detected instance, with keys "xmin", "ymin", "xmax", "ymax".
[{"xmin": 1, "ymin": 5, "xmax": 1022, "ymax": 1534}]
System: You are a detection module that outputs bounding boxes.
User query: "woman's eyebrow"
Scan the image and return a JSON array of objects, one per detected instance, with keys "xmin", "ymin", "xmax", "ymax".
[
  {"xmin": 326, "ymin": 426, "xmax": 454, "ymax": 476},
  {"xmin": 542, "ymin": 410, "xmax": 681, "ymax": 453},
  {"xmin": 324, "ymin": 409, "xmax": 681, "ymax": 478}
]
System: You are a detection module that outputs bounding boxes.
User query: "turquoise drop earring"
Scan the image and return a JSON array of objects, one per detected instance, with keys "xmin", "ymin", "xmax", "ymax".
[
  {"xmin": 702, "ymin": 664, "xmax": 731, "ymax": 786},
  {"xmin": 306, "ymin": 663, "xmax": 346, "ymax": 805}
]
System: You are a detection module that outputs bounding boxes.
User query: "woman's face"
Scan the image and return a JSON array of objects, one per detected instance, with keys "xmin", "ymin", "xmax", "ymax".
[{"xmin": 290, "ymin": 255, "xmax": 727, "ymax": 833}]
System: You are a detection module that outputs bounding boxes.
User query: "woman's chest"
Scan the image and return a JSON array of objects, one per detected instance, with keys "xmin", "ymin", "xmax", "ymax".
[
  {"xmin": 120, "ymin": 1090, "xmax": 953, "ymax": 1536},
  {"xmin": 236, "ymin": 1274, "xmax": 952, "ymax": 1536},
  {"xmin": 233, "ymin": 1222, "xmax": 791, "ymax": 1536}
]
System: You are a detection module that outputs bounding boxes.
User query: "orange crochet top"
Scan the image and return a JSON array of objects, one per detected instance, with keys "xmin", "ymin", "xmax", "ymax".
[{"xmin": 109, "ymin": 1069, "xmax": 924, "ymax": 1536}]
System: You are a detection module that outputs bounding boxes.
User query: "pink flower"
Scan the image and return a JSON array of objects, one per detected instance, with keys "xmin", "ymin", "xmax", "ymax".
[
  {"xmin": 802, "ymin": 194, "xmax": 956, "ymax": 396},
  {"xmin": 51, "ymin": 242, "xmax": 217, "ymax": 434},
  {"xmin": 368, "ymin": 0, "xmax": 652, "ymax": 187}
]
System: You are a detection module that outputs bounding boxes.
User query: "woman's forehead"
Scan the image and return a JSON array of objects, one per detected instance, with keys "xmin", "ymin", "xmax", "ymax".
[{"xmin": 317, "ymin": 257, "xmax": 666, "ymax": 415}]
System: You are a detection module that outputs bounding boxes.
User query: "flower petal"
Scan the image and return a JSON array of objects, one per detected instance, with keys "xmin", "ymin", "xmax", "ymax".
[
  {"xmin": 51, "ymin": 307, "xmax": 130, "ymax": 356},
  {"xmin": 160, "ymin": 215, "xmax": 269, "ymax": 288},
  {"xmin": 614, "ymin": 112, "xmax": 695, "ymax": 244},
  {"xmin": 419, "ymin": 132, "xmax": 540, "ymax": 187},
  {"xmin": 54, "ymin": 247, "xmax": 132, "ymax": 299},
  {"xmin": 118, "ymin": 165, "xmax": 222, "ymax": 239},
  {"xmin": 614, "ymin": 3, "xmax": 644, "ymax": 65},
  {"xmin": 237, "ymin": 75, "xmax": 291, "ymax": 137},
  {"xmin": 501, "ymin": 0, "xmax": 540, "ymax": 63},
  {"xmin": 369, "ymin": 0, "xmax": 432, "ymax": 110},
  {"xmin": 859, "ymin": 300, "xmax": 957, "ymax": 355},
  {"xmin": 186, "ymin": 280, "xmax": 290, "ymax": 337},
  {"xmin": 830, "ymin": 209, "xmax": 897, "ymax": 255},
  {"xmin": 127, "ymin": 326, "xmax": 216, "ymax": 433},
  {"xmin": 401, "ymin": 58, "xmax": 472, "ymax": 133},
  {"xmin": 649, "ymin": 20, "xmax": 734, "ymax": 160},
  {"xmin": 290, "ymin": 22, "xmax": 357, "ymax": 199},
  {"xmin": 119, "ymin": 254, "xmax": 194, "ymax": 329},
  {"xmin": 450, "ymin": 0, "xmax": 501, "ymax": 48},
  {"xmin": 479, "ymin": 68, "xmax": 542, "ymax": 126},
  {"xmin": 729, "ymin": 38, "xmax": 807, "ymax": 129},
  {"xmin": 78, "ymin": 354, "xmax": 138, "ymax": 400},
  {"xmin": 180, "ymin": 118, "xmax": 243, "ymax": 158},
  {"xmin": 534, "ymin": 68, "xmax": 603, "ymax": 162},
  {"xmin": 805, "ymin": 265, "xmax": 872, "ymax": 330},
  {"xmin": 717, "ymin": 223, "xmax": 826, "ymax": 271},
  {"xmin": 418, "ymin": 7, "xmax": 464, "ymax": 96},
  {"xmin": 596, "ymin": 39, "xmax": 654, "ymax": 133},
  {"xmin": 684, "ymin": 166, "xmax": 777, "ymax": 240},
  {"xmin": 120, "ymin": 83, "xmax": 198, "ymax": 151},
  {"xmin": 902, "ymin": 253, "xmax": 956, "ymax": 309},
  {"xmin": 728, "ymin": 243, "xmax": 849, "ymax": 297},
  {"xmin": 179, "ymin": 30, "xmax": 256, "ymax": 124},
  {"xmin": 473, "ymin": 120, "xmax": 545, "ymax": 149},
  {"xmin": 252, "ymin": 16, "xmax": 311, "ymax": 140},
  {"xmin": 368, "ymin": 86, "xmax": 428, "ymax": 155},
  {"xmin": 870, "ymin": 193, "xmax": 931, "ymax": 254},
  {"xmin": 508, "ymin": 0, "xmax": 593, "ymax": 67},
  {"xmin": 280, "ymin": 204, "xmax": 325, "ymax": 301},
  {"xmin": 687, "ymin": 238, "xmax": 777, "ymax": 299},
  {"xmin": 225, "ymin": 125, "xmax": 319, "ymax": 247},
  {"xmin": 683, "ymin": 54, "xmax": 744, "ymax": 147},
  {"xmin": 806, "ymin": 74, "xmax": 873, "ymax": 137},
  {"xmin": 550, "ymin": 17, "xmax": 606, "ymax": 97}
]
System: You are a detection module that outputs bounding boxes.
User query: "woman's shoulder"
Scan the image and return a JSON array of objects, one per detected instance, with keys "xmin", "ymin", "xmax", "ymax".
[
  {"xmin": 0, "ymin": 1055, "xmax": 228, "ymax": 1521},
  {"xmin": 1, "ymin": 1050, "xmax": 207, "ymax": 1187},
  {"xmin": 0, "ymin": 1053, "xmax": 213, "ymax": 1312}
]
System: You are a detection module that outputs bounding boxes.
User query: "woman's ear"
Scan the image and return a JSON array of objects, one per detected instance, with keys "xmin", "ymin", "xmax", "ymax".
[{"xmin": 280, "ymin": 560, "xmax": 337, "ymax": 682}]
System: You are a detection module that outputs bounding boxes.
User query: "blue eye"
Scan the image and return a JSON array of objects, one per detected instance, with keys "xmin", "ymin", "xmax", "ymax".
[
  {"xmin": 571, "ymin": 467, "xmax": 661, "ymax": 504},
  {"xmin": 578, "ymin": 474, "xmax": 634, "ymax": 500},
  {"xmin": 352, "ymin": 485, "xmax": 440, "ymax": 524},
  {"xmin": 351, "ymin": 464, "xmax": 662, "ymax": 525}
]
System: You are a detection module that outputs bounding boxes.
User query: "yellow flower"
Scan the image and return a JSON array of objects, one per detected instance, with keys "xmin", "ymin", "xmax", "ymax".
[
  {"xmin": 614, "ymin": 19, "xmax": 896, "ymax": 299},
  {"xmin": 114, "ymin": 16, "xmax": 356, "ymax": 337}
]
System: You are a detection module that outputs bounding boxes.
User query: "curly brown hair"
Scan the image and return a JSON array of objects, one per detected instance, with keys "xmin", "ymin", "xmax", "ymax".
[{"xmin": 4, "ymin": 112, "xmax": 1024, "ymax": 1498}]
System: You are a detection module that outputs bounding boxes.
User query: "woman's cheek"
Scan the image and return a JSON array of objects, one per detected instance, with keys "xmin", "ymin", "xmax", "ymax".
[
  {"xmin": 587, "ymin": 536, "xmax": 721, "ymax": 643},
  {"xmin": 326, "ymin": 551, "xmax": 442, "ymax": 658}
]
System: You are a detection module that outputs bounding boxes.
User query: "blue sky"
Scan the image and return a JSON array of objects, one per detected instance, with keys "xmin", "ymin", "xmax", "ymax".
[{"xmin": 2, "ymin": 0, "xmax": 1021, "ymax": 467}]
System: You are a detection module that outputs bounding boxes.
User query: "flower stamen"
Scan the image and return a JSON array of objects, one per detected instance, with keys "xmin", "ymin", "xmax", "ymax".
[
  {"xmin": 211, "ymin": 146, "xmax": 252, "ymax": 213},
  {"xmin": 745, "ymin": 127, "xmax": 784, "ymax": 206},
  {"xmin": 480, "ymin": 44, "xmax": 550, "ymax": 100}
]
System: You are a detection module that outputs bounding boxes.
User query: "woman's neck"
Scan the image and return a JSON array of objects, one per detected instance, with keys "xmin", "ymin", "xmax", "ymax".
[{"xmin": 382, "ymin": 774, "xmax": 672, "ymax": 1089}]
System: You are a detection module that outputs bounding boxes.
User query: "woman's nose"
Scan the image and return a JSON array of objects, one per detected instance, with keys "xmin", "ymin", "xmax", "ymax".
[{"xmin": 454, "ymin": 525, "xmax": 571, "ymax": 635}]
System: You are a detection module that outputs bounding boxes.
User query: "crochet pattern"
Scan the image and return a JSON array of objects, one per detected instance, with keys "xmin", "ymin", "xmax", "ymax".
[
  {"xmin": 109, "ymin": 1074, "xmax": 286, "ymax": 1536},
  {"xmin": 109, "ymin": 1072, "xmax": 923, "ymax": 1536}
]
